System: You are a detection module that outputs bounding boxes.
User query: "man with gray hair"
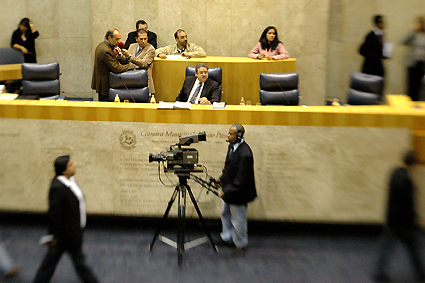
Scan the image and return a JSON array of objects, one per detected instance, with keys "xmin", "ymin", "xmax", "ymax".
[
  {"xmin": 175, "ymin": 63, "xmax": 220, "ymax": 104},
  {"xmin": 155, "ymin": 29, "xmax": 206, "ymax": 59}
]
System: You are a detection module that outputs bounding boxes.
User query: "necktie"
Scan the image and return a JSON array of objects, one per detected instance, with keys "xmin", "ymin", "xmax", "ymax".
[
  {"xmin": 136, "ymin": 48, "xmax": 142, "ymax": 56},
  {"xmin": 189, "ymin": 82, "xmax": 202, "ymax": 104}
]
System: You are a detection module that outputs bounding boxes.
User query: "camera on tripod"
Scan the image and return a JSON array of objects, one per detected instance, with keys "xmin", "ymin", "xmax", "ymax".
[{"xmin": 149, "ymin": 132, "xmax": 206, "ymax": 171}]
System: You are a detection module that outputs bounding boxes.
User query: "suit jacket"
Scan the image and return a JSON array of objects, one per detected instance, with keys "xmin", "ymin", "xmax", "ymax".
[
  {"xmin": 48, "ymin": 177, "xmax": 84, "ymax": 250},
  {"xmin": 91, "ymin": 41, "xmax": 129, "ymax": 101},
  {"xmin": 359, "ymin": 30, "xmax": 385, "ymax": 77},
  {"xmin": 175, "ymin": 76, "xmax": 220, "ymax": 103},
  {"xmin": 126, "ymin": 43, "xmax": 155, "ymax": 93},
  {"xmin": 124, "ymin": 30, "xmax": 157, "ymax": 49},
  {"xmin": 220, "ymin": 141, "xmax": 257, "ymax": 205}
]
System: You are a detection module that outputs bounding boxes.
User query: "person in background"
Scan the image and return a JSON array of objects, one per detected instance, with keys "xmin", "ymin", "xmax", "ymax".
[
  {"xmin": 248, "ymin": 26, "xmax": 289, "ymax": 60},
  {"xmin": 33, "ymin": 156, "xmax": 99, "ymax": 283},
  {"xmin": 359, "ymin": 15, "xmax": 387, "ymax": 78},
  {"xmin": 155, "ymin": 29, "xmax": 206, "ymax": 59},
  {"xmin": 123, "ymin": 20, "xmax": 157, "ymax": 49},
  {"xmin": 373, "ymin": 150, "xmax": 425, "ymax": 282},
  {"xmin": 11, "ymin": 18, "xmax": 39, "ymax": 63},
  {"xmin": 401, "ymin": 16, "xmax": 425, "ymax": 101},
  {"xmin": 123, "ymin": 29, "xmax": 156, "ymax": 95},
  {"xmin": 91, "ymin": 29, "xmax": 129, "ymax": 101}
]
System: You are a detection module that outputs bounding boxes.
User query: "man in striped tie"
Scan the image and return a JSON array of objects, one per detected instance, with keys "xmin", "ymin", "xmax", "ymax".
[{"xmin": 175, "ymin": 63, "xmax": 221, "ymax": 104}]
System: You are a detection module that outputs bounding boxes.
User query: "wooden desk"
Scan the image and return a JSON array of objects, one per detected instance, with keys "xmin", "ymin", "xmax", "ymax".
[
  {"xmin": 152, "ymin": 56, "xmax": 296, "ymax": 105},
  {"xmin": 0, "ymin": 95, "xmax": 424, "ymax": 223},
  {"xmin": 0, "ymin": 64, "xmax": 22, "ymax": 81}
]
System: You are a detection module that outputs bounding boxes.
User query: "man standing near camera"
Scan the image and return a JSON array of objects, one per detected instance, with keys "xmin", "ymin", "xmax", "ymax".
[{"xmin": 214, "ymin": 124, "xmax": 257, "ymax": 255}]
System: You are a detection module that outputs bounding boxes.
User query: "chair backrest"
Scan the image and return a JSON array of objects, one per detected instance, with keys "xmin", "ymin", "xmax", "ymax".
[
  {"xmin": 185, "ymin": 66, "xmax": 223, "ymax": 101},
  {"xmin": 259, "ymin": 72, "xmax": 299, "ymax": 105},
  {"xmin": 21, "ymin": 63, "xmax": 60, "ymax": 97},
  {"xmin": 109, "ymin": 69, "xmax": 149, "ymax": 103},
  {"xmin": 346, "ymin": 72, "xmax": 382, "ymax": 105},
  {"xmin": 185, "ymin": 66, "xmax": 222, "ymax": 85},
  {"xmin": 0, "ymin": 48, "xmax": 25, "ymax": 65}
]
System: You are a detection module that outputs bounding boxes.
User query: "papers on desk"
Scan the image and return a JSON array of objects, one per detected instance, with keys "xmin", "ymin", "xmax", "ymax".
[
  {"xmin": 383, "ymin": 43, "xmax": 393, "ymax": 58},
  {"xmin": 157, "ymin": 101, "xmax": 191, "ymax": 110},
  {"xmin": 165, "ymin": 55, "xmax": 189, "ymax": 60},
  {"xmin": 0, "ymin": 93, "xmax": 18, "ymax": 100},
  {"xmin": 213, "ymin": 102, "xmax": 226, "ymax": 109},
  {"xmin": 0, "ymin": 85, "xmax": 5, "ymax": 94}
]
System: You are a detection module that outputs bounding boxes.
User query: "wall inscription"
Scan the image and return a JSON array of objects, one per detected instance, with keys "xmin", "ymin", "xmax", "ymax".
[{"xmin": 0, "ymin": 119, "xmax": 412, "ymax": 224}]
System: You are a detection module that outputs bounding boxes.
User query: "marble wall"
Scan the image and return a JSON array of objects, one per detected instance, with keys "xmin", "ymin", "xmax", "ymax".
[{"xmin": 0, "ymin": 0, "xmax": 422, "ymax": 103}]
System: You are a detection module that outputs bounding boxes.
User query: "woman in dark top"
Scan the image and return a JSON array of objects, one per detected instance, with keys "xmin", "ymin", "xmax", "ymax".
[{"xmin": 11, "ymin": 18, "xmax": 39, "ymax": 63}]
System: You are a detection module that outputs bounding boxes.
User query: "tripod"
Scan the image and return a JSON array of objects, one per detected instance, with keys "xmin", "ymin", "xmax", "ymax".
[{"xmin": 149, "ymin": 172, "xmax": 218, "ymax": 267}]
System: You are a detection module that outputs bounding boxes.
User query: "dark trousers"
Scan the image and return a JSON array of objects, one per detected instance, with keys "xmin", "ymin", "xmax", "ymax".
[
  {"xmin": 407, "ymin": 61, "xmax": 425, "ymax": 102},
  {"xmin": 33, "ymin": 241, "xmax": 98, "ymax": 283},
  {"xmin": 375, "ymin": 226, "xmax": 425, "ymax": 280}
]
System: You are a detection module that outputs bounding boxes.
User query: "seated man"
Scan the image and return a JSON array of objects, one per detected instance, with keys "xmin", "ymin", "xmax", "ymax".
[
  {"xmin": 156, "ymin": 29, "xmax": 206, "ymax": 59},
  {"xmin": 175, "ymin": 63, "xmax": 220, "ymax": 104},
  {"xmin": 123, "ymin": 20, "xmax": 157, "ymax": 49},
  {"xmin": 123, "ymin": 29, "xmax": 155, "ymax": 94}
]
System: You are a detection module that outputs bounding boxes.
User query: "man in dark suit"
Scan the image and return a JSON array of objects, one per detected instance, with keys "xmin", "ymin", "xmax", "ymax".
[
  {"xmin": 359, "ymin": 15, "xmax": 387, "ymax": 78},
  {"xmin": 33, "ymin": 156, "xmax": 99, "ymax": 283},
  {"xmin": 214, "ymin": 124, "xmax": 257, "ymax": 254},
  {"xmin": 123, "ymin": 20, "xmax": 157, "ymax": 49},
  {"xmin": 175, "ymin": 63, "xmax": 221, "ymax": 104},
  {"xmin": 373, "ymin": 150, "xmax": 425, "ymax": 282},
  {"xmin": 92, "ymin": 29, "xmax": 129, "ymax": 101}
]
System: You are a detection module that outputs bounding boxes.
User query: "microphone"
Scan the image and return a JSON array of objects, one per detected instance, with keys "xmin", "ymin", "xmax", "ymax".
[
  {"xmin": 118, "ymin": 75, "xmax": 136, "ymax": 103},
  {"xmin": 114, "ymin": 42, "xmax": 125, "ymax": 55}
]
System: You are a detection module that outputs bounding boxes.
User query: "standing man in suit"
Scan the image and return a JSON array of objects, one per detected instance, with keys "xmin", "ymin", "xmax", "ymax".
[
  {"xmin": 175, "ymin": 63, "xmax": 220, "ymax": 104},
  {"xmin": 156, "ymin": 29, "xmax": 206, "ymax": 59},
  {"xmin": 92, "ymin": 29, "xmax": 129, "ymax": 101},
  {"xmin": 123, "ymin": 29, "xmax": 156, "ymax": 94},
  {"xmin": 123, "ymin": 20, "xmax": 157, "ymax": 50},
  {"xmin": 359, "ymin": 15, "xmax": 387, "ymax": 78},
  {"xmin": 214, "ymin": 124, "xmax": 257, "ymax": 254},
  {"xmin": 33, "ymin": 156, "xmax": 99, "ymax": 283},
  {"xmin": 373, "ymin": 150, "xmax": 425, "ymax": 282}
]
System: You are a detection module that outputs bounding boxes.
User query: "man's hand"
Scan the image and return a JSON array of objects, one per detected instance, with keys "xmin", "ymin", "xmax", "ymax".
[
  {"xmin": 218, "ymin": 190, "xmax": 224, "ymax": 198},
  {"xmin": 122, "ymin": 49, "xmax": 130, "ymax": 58},
  {"xmin": 199, "ymin": 97, "xmax": 210, "ymax": 104},
  {"xmin": 214, "ymin": 178, "xmax": 222, "ymax": 187},
  {"xmin": 181, "ymin": 52, "xmax": 191, "ymax": 58},
  {"xmin": 158, "ymin": 53, "xmax": 167, "ymax": 59},
  {"xmin": 115, "ymin": 47, "xmax": 123, "ymax": 56}
]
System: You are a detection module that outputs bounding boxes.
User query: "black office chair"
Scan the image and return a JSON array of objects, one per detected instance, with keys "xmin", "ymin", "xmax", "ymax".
[
  {"xmin": 259, "ymin": 73, "xmax": 299, "ymax": 105},
  {"xmin": 0, "ymin": 48, "xmax": 25, "ymax": 65},
  {"xmin": 21, "ymin": 63, "xmax": 61, "ymax": 99},
  {"xmin": 185, "ymin": 66, "xmax": 222, "ymax": 101},
  {"xmin": 346, "ymin": 72, "xmax": 383, "ymax": 105},
  {"xmin": 0, "ymin": 48, "xmax": 25, "ymax": 93},
  {"xmin": 109, "ymin": 69, "xmax": 149, "ymax": 102}
]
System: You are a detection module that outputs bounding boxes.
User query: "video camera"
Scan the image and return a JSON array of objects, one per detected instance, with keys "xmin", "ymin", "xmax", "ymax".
[{"xmin": 149, "ymin": 132, "xmax": 206, "ymax": 171}]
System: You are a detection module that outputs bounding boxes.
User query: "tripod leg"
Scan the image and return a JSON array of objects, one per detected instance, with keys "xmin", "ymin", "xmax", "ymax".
[
  {"xmin": 149, "ymin": 186, "xmax": 179, "ymax": 251},
  {"xmin": 177, "ymin": 185, "xmax": 186, "ymax": 268},
  {"xmin": 186, "ymin": 186, "xmax": 218, "ymax": 252}
]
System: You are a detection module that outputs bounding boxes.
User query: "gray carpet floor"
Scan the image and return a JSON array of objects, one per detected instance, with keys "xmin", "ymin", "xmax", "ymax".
[{"xmin": 1, "ymin": 215, "xmax": 424, "ymax": 283}]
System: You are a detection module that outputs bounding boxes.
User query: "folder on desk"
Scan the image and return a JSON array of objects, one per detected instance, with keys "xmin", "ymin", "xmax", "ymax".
[{"xmin": 157, "ymin": 101, "xmax": 191, "ymax": 110}]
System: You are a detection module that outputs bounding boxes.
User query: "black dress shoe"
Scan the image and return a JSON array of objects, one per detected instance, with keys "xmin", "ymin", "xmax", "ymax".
[{"xmin": 220, "ymin": 238, "xmax": 235, "ymax": 247}]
